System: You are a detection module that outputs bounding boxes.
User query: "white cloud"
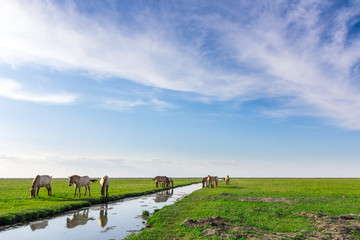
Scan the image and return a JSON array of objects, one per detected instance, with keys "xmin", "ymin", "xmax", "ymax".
[
  {"xmin": 101, "ymin": 98, "xmax": 176, "ymax": 112},
  {"xmin": 0, "ymin": 78, "xmax": 77, "ymax": 104},
  {"xmin": 1, "ymin": 1, "xmax": 360, "ymax": 128}
]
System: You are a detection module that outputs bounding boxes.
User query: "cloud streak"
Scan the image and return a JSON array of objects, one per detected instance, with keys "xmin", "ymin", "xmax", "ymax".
[
  {"xmin": 100, "ymin": 98, "xmax": 176, "ymax": 112},
  {"xmin": 1, "ymin": 1, "xmax": 360, "ymax": 128},
  {"xmin": 0, "ymin": 78, "xmax": 77, "ymax": 104}
]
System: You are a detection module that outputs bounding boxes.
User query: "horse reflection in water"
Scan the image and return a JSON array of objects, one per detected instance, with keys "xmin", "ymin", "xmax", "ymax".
[
  {"xmin": 66, "ymin": 209, "xmax": 95, "ymax": 228},
  {"xmin": 154, "ymin": 189, "xmax": 173, "ymax": 203},
  {"xmin": 98, "ymin": 204, "xmax": 108, "ymax": 228},
  {"xmin": 29, "ymin": 220, "xmax": 48, "ymax": 231}
]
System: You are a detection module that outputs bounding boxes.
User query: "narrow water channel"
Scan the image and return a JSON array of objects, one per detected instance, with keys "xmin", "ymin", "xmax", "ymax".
[{"xmin": 0, "ymin": 183, "xmax": 202, "ymax": 240}]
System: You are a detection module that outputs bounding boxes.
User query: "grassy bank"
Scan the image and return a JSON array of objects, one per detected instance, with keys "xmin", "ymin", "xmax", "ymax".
[
  {"xmin": 127, "ymin": 178, "xmax": 360, "ymax": 239},
  {"xmin": 0, "ymin": 178, "xmax": 199, "ymax": 227}
]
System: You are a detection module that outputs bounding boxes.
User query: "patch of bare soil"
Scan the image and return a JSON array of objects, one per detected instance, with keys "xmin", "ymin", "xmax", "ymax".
[
  {"xmin": 183, "ymin": 216, "xmax": 261, "ymax": 239},
  {"xmin": 183, "ymin": 213, "xmax": 360, "ymax": 239},
  {"xmin": 237, "ymin": 197, "xmax": 293, "ymax": 204},
  {"xmin": 299, "ymin": 212, "xmax": 360, "ymax": 239}
]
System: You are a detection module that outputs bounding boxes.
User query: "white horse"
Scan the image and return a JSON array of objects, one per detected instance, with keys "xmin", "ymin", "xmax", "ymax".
[
  {"xmin": 68, "ymin": 175, "xmax": 97, "ymax": 197},
  {"xmin": 29, "ymin": 175, "xmax": 52, "ymax": 199},
  {"xmin": 100, "ymin": 175, "xmax": 110, "ymax": 198}
]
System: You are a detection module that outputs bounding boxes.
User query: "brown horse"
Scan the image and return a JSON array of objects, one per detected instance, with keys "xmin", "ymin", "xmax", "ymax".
[
  {"xmin": 161, "ymin": 177, "xmax": 173, "ymax": 188},
  {"xmin": 207, "ymin": 175, "xmax": 218, "ymax": 188},
  {"xmin": 100, "ymin": 175, "xmax": 110, "ymax": 198},
  {"xmin": 29, "ymin": 175, "xmax": 52, "ymax": 198},
  {"xmin": 225, "ymin": 175, "xmax": 230, "ymax": 185},
  {"xmin": 202, "ymin": 177, "xmax": 209, "ymax": 188},
  {"xmin": 68, "ymin": 175, "xmax": 97, "ymax": 197},
  {"xmin": 153, "ymin": 176, "xmax": 170, "ymax": 188}
]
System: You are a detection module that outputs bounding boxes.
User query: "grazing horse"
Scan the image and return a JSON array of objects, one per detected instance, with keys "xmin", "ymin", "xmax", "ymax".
[
  {"xmin": 68, "ymin": 175, "xmax": 97, "ymax": 198},
  {"xmin": 202, "ymin": 177, "xmax": 209, "ymax": 188},
  {"xmin": 225, "ymin": 175, "xmax": 230, "ymax": 185},
  {"xmin": 153, "ymin": 176, "xmax": 170, "ymax": 188},
  {"xmin": 100, "ymin": 175, "xmax": 110, "ymax": 198},
  {"xmin": 29, "ymin": 175, "xmax": 52, "ymax": 199},
  {"xmin": 207, "ymin": 175, "xmax": 218, "ymax": 188},
  {"xmin": 167, "ymin": 177, "xmax": 174, "ymax": 188}
]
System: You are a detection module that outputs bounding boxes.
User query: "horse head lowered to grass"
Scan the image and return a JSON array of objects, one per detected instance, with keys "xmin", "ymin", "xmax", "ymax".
[
  {"xmin": 153, "ymin": 176, "xmax": 170, "ymax": 188},
  {"xmin": 68, "ymin": 175, "xmax": 97, "ymax": 198},
  {"xmin": 29, "ymin": 175, "xmax": 52, "ymax": 199},
  {"xmin": 100, "ymin": 175, "xmax": 110, "ymax": 198}
]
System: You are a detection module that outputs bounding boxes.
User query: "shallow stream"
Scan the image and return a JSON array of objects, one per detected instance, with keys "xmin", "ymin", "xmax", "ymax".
[{"xmin": 0, "ymin": 183, "xmax": 202, "ymax": 240}]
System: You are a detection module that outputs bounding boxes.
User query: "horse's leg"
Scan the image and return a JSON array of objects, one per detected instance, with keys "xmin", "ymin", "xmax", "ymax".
[
  {"xmin": 78, "ymin": 187, "xmax": 81, "ymax": 198},
  {"xmin": 49, "ymin": 185, "xmax": 52, "ymax": 196},
  {"xmin": 88, "ymin": 184, "xmax": 91, "ymax": 197},
  {"xmin": 45, "ymin": 185, "xmax": 50, "ymax": 196},
  {"xmin": 37, "ymin": 187, "xmax": 40, "ymax": 196},
  {"xmin": 106, "ymin": 186, "xmax": 109, "ymax": 197},
  {"xmin": 74, "ymin": 186, "xmax": 77, "ymax": 197},
  {"xmin": 84, "ymin": 185, "xmax": 87, "ymax": 196}
]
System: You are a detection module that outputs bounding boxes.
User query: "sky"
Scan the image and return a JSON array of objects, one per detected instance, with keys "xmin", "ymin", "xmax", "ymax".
[{"xmin": 1, "ymin": 0, "xmax": 360, "ymax": 178}]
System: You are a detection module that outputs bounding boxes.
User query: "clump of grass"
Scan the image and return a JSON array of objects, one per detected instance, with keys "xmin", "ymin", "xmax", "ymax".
[{"xmin": 142, "ymin": 210, "xmax": 150, "ymax": 217}]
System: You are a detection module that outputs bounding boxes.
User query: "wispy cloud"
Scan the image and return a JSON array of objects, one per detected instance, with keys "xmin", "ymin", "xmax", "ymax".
[
  {"xmin": 0, "ymin": 78, "xmax": 77, "ymax": 104},
  {"xmin": 101, "ymin": 98, "xmax": 176, "ymax": 112},
  {"xmin": 1, "ymin": 1, "xmax": 360, "ymax": 128}
]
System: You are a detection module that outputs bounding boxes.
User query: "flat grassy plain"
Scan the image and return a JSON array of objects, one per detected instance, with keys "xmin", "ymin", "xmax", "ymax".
[
  {"xmin": 128, "ymin": 178, "xmax": 360, "ymax": 239},
  {"xmin": 0, "ymin": 178, "xmax": 199, "ymax": 227}
]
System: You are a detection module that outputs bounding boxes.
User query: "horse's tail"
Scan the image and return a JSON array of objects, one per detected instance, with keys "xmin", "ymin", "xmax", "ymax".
[{"xmin": 90, "ymin": 179, "xmax": 97, "ymax": 183}]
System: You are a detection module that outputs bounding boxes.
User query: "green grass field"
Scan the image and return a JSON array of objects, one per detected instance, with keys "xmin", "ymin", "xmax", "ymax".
[
  {"xmin": 127, "ymin": 178, "xmax": 360, "ymax": 239},
  {"xmin": 0, "ymin": 178, "xmax": 199, "ymax": 226}
]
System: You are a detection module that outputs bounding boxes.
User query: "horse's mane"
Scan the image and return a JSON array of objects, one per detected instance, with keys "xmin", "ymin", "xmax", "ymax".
[
  {"xmin": 31, "ymin": 175, "xmax": 40, "ymax": 187},
  {"xmin": 69, "ymin": 175, "xmax": 81, "ymax": 179}
]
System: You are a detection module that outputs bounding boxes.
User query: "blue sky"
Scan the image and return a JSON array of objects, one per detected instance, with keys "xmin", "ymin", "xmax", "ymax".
[{"xmin": 1, "ymin": 0, "xmax": 360, "ymax": 178}]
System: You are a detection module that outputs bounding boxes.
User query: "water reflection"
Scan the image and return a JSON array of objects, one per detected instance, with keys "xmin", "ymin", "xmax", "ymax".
[
  {"xmin": 66, "ymin": 209, "xmax": 95, "ymax": 228},
  {"xmin": 29, "ymin": 220, "xmax": 48, "ymax": 231},
  {"xmin": 98, "ymin": 204, "xmax": 108, "ymax": 228},
  {"xmin": 154, "ymin": 189, "xmax": 173, "ymax": 203},
  {"xmin": 0, "ymin": 183, "xmax": 202, "ymax": 240}
]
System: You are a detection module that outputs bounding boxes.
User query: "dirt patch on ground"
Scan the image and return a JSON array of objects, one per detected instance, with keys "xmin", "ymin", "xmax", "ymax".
[
  {"xmin": 183, "ymin": 213, "xmax": 360, "ymax": 239},
  {"xmin": 183, "ymin": 216, "xmax": 261, "ymax": 238},
  {"xmin": 237, "ymin": 197, "xmax": 293, "ymax": 204},
  {"xmin": 300, "ymin": 212, "xmax": 360, "ymax": 239}
]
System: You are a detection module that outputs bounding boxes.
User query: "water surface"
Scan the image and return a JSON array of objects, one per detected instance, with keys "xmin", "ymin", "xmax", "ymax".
[{"xmin": 0, "ymin": 183, "xmax": 201, "ymax": 240}]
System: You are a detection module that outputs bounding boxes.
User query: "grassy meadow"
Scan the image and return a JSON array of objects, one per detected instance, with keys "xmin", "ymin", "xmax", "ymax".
[
  {"xmin": 0, "ymin": 178, "xmax": 199, "ymax": 226},
  {"xmin": 127, "ymin": 178, "xmax": 360, "ymax": 239}
]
